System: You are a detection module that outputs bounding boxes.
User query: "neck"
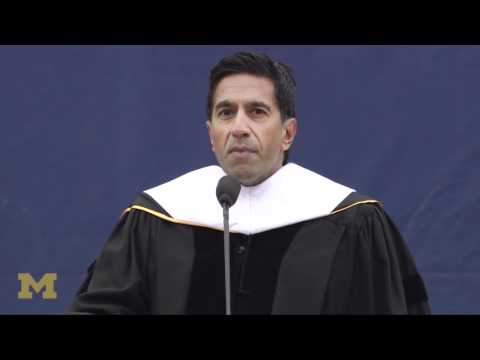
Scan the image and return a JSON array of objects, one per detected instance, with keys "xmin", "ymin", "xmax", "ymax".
[{"xmin": 237, "ymin": 163, "xmax": 285, "ymax": 187}]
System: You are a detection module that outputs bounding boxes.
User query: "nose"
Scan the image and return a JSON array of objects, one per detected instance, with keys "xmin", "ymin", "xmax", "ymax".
[{"xmin": 230, "ymin": 110, "xmax": 250, "ymax": 139}]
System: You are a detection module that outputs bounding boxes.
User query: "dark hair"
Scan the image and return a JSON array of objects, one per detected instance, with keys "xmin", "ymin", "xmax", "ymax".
[{"xmin": 207, "ymin": 52, "xmax": 296, "ymax": 164}]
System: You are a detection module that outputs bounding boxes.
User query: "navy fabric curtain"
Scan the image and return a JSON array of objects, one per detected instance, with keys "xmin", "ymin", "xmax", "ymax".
[{"xmin": 1, "ymin": 45, "xmax": 478, "ymax": 313}]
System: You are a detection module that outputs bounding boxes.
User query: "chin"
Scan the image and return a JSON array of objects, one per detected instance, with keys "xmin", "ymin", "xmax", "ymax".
[
  {"xmin": 226, "ymin": 165, "xmax": 258, "ymax": 185},
  {"xmin": 235, "ymin": 169, "xmax": 266, "ymax": 186}
]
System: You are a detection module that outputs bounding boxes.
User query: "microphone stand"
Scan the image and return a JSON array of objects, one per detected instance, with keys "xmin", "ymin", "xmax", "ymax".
[{"xmin": 222, "ymin": 202, "xmax": 231, "ymax": 315}]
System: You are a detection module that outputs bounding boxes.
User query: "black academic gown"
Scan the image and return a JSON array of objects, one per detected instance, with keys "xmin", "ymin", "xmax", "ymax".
[{"xmin": 68, "ymin": 191, "xmax": 430, "ymax": 315}]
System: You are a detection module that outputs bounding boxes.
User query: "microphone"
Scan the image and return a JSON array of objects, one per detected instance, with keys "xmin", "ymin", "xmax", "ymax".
[
  {"xmin": 216, "ymin": 175, "xmax": 241, "ymax": 315},
  {"xmin": 216, "ymin": 175, "xmax": 241, "ymax": 208}
]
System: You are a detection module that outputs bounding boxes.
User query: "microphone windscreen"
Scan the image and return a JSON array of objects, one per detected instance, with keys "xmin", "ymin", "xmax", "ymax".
[{"xmin": 216, "ymin": 175, "xmax": 241, "ymax": 208}]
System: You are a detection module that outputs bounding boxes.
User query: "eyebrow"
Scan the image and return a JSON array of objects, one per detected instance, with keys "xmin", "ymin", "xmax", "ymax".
[
  {"xmin": 214, "ymin": 100, "xmax": 272, "ymax": 112},
  {"xmin": 214, "ymin": 100, "xmax": 234, "ymax": 111},
  {"xmin": 248, "ymin": 101, "xmax": 271, "ymax": 112}
]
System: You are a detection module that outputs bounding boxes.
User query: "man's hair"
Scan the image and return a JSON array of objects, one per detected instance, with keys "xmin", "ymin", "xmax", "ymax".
[{"xmin": 206, "ymin": 52, "xmax": 297, "ymax": 164}]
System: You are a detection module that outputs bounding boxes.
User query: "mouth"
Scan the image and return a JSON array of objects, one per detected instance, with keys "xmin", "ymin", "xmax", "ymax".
[{"xmin": 228, "ymin": 146, "xmax": 257, "ymax": 154}]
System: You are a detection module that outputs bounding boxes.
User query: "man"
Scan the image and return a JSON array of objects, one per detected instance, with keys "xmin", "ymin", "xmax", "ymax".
[{"xmin": 69, "ymin": 52, "xmax": 430, "ymax": 314}]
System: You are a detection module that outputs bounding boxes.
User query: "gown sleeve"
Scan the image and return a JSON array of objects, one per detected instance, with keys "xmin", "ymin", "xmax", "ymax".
[
  {"xmin": 323, "ymin": 204, "xmax": 430, "ymax": 314},
  {"xmin": 67, "ymin": 209, "xmax": 153, "ymax": 314}
]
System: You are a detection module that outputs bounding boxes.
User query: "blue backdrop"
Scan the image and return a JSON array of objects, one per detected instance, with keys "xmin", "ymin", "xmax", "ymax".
[{"xmin": 1, "ymin": 45, "xmax": 479, "ymax": 314}]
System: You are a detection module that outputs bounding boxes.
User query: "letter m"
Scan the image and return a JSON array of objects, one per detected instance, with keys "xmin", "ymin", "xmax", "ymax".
[{"xmin": 17, "ymin": 273, "xmax": 58, "ymax": 299}]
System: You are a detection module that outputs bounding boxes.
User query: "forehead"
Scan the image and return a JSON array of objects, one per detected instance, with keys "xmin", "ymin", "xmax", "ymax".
[{"xmin": 213, "ymin": 74, "xmax": 276, "ymax": 107}]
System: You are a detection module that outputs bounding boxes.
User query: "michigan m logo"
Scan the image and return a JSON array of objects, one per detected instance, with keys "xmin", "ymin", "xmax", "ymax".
[{"xmin": 17, "ymin": 273, "xmax": 57, "ymax": 300}]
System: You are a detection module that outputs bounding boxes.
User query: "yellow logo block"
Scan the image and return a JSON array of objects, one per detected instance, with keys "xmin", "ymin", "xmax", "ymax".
[{"xmin": 17, "ymin": 273, "xmax": 58, "ymax": 300}]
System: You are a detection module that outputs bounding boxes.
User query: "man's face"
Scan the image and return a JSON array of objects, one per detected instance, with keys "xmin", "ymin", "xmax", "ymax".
[{"xmin": 207, "ymin": 74, "xmax": 297, "ymax": 186}]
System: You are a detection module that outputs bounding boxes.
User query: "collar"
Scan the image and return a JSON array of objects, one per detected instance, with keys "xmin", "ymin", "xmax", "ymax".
[{"xmin": 144, "ymin": 163, "xmax": 355, "ymax": 235}]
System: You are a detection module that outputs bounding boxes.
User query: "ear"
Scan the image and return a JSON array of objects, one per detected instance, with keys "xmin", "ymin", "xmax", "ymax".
[
  {"xmin": 206, "ymin": 120, "xmax": 214, "ymax": 150},
  {"xmin": 281, "ymin": 118, "xmax": 297, "ymax": 151}
]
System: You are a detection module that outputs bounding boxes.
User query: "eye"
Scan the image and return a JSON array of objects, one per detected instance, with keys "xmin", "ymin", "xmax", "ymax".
[
  {"xmin": 218, "ymin": 109, "xmax": 233, "ymax": 118},
  {"xmin": 251, "ymin": 108, "xmax": 267, "ymax": 116}
]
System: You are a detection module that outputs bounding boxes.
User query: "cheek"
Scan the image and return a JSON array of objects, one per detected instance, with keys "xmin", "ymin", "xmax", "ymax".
[
  {"xmin": 263, "ymin": 127, "xmax": 284, "ymax": 150},
  {"xmin": 211, "ymin": 129, "xmax": 227, "ymax": 150}
]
